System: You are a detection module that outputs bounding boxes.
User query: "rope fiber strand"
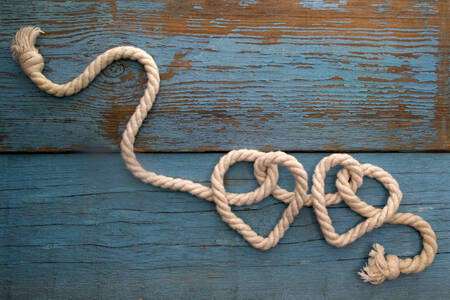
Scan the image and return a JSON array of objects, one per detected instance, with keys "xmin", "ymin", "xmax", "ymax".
[{"xmin": 11, "ymin": 26, "xmax": 438, "ymax": 285}]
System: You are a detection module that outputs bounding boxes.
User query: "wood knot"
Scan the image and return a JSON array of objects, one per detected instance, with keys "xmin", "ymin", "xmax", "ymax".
[{"xmin": 102, "ymin": 62, "xmax": 125, "ymax": 78}]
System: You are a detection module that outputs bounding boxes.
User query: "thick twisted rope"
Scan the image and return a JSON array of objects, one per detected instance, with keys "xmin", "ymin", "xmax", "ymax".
[{"xmin": 11, "ymin": 26, "xmax": 438, "ymax": 285}]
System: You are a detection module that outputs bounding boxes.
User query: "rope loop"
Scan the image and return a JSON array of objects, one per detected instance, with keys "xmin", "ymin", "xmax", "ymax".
[
  {"xmin": 10, "ymin": 26, "xmax": 438, "ymax": 284},
  {"xmin": 211, "ymin": 150, "xmax": 307, "ymax": 250}
]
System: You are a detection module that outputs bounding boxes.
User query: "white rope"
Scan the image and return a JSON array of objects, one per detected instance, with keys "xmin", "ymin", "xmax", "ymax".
[{"xmin": 11, "ymin": 26, "xmax": 438, "ymax": 285}]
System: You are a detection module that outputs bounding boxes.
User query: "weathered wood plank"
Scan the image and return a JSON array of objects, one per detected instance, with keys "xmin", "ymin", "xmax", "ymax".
[
  {"xmin": 1, "ymin": 153, "xmax": 449, "ymax": 299},
  {"xmin": 0, "ymin": 0, "xmax": 447, "ymax": 152}
]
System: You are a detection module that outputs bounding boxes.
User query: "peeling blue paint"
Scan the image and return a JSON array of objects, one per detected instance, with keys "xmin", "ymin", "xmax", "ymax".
[
  {"xmin": 298, "ymin": 0, "xmax": 347, "ymax": 12},
  {"xmin": 116, "ymin": 0, "xmax": 167, "ymax": 12},
  {"xmin": 239, "ymin": 0, "xmax": 258, "ymax": 7},
  {"xmin": 371, "ymin": 1, "xmax": 390, "ymax": 13},
  {"xmin": 0, "ymin": 0, "xmax": 444, "ymax": 152}
]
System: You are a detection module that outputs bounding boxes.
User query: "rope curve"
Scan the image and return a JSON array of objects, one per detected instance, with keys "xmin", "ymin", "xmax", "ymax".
[{"xmin": 11, "ymin": 26, "xmax": 438, "ymax": 285}]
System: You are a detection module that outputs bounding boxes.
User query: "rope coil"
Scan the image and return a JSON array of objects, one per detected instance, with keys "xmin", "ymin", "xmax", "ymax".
[{"xmin": 11, "ymin": 26, "xmax": 438, "ymax": 285}]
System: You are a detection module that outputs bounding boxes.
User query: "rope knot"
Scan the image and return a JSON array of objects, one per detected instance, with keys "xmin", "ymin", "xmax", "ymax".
[
  {"xmin": 359, "ymin": 243, "xmax": 400, "ymax": 284},
  {"xmin": 11, "ymin": 26, "xmax": 45, "ymax": 75}
]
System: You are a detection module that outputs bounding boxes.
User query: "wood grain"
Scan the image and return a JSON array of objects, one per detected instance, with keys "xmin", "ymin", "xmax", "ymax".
[
  {"xmin": 1, "ymin": 153, "xmax": 449, "ymax": 299},
  {"xmin": 1, "ymin": 1, "xmax": 448, "ymax": 298},
  {"xmin": 0, "ymin": 0, "xmax": 448, "ymax": 152}
]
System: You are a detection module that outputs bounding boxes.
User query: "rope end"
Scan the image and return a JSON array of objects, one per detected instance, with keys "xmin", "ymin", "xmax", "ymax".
[
  {"xmin": 358, "ymin": 243, "xmax": 400, "ymax": 285},
  {"xmin": 11, "ymin": 26, "xmax": 44, "ymax": 63}
]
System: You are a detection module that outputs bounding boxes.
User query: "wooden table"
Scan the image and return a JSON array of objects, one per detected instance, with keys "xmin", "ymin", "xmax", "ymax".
[{"xmin": 1, "ymin": 0, "xmax": 448, "ymax": 299}]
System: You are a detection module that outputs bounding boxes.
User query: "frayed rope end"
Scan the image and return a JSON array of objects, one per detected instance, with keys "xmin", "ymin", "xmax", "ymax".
[
  {"xmin": 11, "ymin": 26, "xmax": 44, "ymax": 63},
  {"xmin": 358, "ymin": 243, "xmax": 400, "ymax": 285}
]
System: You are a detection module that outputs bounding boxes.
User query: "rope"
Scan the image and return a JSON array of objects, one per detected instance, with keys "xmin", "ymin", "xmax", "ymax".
[{"xmin": 11, "ymin": 26, "xmax": 438, "ymax": 285}]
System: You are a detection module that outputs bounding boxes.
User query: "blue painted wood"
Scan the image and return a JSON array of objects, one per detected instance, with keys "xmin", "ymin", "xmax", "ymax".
[
  {"xmin": 0, "ymin": 0, "xmax": 447, "ymax": 152},
  {"xmin": 1, "ymin": 0, "xmax": 448, "ymax": 298},
  {"xmin": 1, "ymin": 153, "xmax": 449, "ymax": 299}
]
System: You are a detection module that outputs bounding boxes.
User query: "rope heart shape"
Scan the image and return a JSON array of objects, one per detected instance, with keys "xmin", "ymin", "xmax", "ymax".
[
  {"xmin": 211, "ymin": 150, "xmax": 308, "ymax": 250},
  {"xmin": 311, "ymin": 154, "xmax": 402, "ymax": 247},
  {"xmin": 10, "ymin": 26, "xmax": 437, "ymax": 285}
]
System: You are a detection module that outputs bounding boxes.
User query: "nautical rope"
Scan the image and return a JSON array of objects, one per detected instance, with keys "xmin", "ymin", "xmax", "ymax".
[{"xmin": 11, "ymin": 26, "xmax": 438, "ymax": 285}]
